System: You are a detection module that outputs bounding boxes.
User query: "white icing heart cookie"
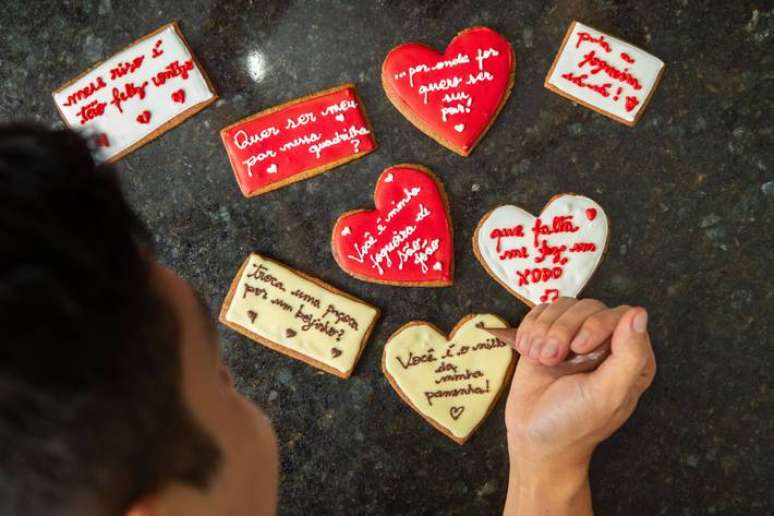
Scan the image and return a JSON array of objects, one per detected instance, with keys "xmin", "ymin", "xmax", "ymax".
[
  {"xmin": 473, "ymin": 194, "xmax": 609, "ymax": 306},
  {"xmin": 382, "ymin": 314, "xmax": 515, "ymax": 444}
]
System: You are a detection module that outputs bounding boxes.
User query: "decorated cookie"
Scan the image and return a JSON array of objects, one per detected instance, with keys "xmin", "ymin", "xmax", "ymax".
[
  {"xmin": 382, "ymin": 26, "xmax": 515, "ymax": 156},
  {"xmin": 383, "ymin": 314, "xmax": 515, "ymax": 444},
  {"xmin": 544, "ymin": 21, "xmax": 665, "ymax": 126},
  {"xmin": 219, "ymin": 253, "xmax": 380, "ymax": 379},
  {"xmin": 473, "ymin": 194, "xmax": 609, "ymax": 306},
  {"xmin": 52, "ymin": 22, "xmax": 217, "ymax": 162},
  {"xmin": 220, "ymin": 84, "xmax": 377, "ymax": 197},
  {"xmin": 331, "ymin": 164, "xmax": 453, "ymax": 286}
]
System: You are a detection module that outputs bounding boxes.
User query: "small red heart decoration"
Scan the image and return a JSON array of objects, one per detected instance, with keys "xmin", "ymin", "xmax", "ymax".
[
  {"xmin": 94, "ymin": 133, "xmax": 110, "ymax": 148},
  {"xmin": 625, "ymin": 96, "xmax": 640, "ymax": 113},
  {"xmin": 332, "ymin": 164, "xmax": 453, "ymax": 286},
  {"xmin": 382, "ymin": 26, "xmax": 515, "ymax": 156},
  {"xmin": 585, "ymin": 208, "xmax": 597, "ymax": 221},
  {"xmin": 136, "ymin": 111, "xmax": 151, "ymax": 124},
  {"xmin": 171, "ymin": 89, "xmax": 186, "ymax": 104}
]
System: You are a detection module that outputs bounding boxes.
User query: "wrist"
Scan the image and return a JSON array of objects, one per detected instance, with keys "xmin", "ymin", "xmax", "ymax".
[{"xmin": 507, "ymin": 451, "xmax": 592, "ymax": 516}]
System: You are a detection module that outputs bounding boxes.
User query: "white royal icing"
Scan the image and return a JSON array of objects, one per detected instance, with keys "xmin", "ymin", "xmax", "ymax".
[
  {"xmin": 53, "ymin": 25, "xmax": 215, "ymax": 161},
  {"xmin": 546, "ymin": 21, "xmax": 664, "ymax": 123},
  {"xmin": 476, "ymin": 195, "xmax": 608, "ymax": 306}
]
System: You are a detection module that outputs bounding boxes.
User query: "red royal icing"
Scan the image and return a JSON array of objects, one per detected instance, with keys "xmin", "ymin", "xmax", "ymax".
[
  {"xmin": 220, "ymin": 86, "xmax": 376, "ymax": 196},
  {"xmin": 171, "ymin": 89, "xmax": 186, "ymax": 103},
  {"xmin": 585, "ymin": 208, "xmax": 597, "ymax": 220},
  {"xmin": 332, "ymin": 165, "xmax": 453, "ymax": 285},
  {"xmin": 382, "ymin": 26, "xmax": 515, "ymax": 155},
  {"xmin": 136, "ymin": 110, "xmax": 151, "ymax": 124}
]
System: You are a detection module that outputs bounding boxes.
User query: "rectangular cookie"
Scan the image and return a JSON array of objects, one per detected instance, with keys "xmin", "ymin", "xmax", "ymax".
[
  {"xmin": 544, "ymin": 21, "xmax": 665, "ymax": 126},
  {"xmin": 220, "ymin": 84, "xmax": 377, "ymax": 197},
  {"xmin": 52, "ymin": 22, "xmax": 217, "ymax": 162},
  {"xmin": 219, "ymin": 253, "xmax": 380, "ymax": 379}
]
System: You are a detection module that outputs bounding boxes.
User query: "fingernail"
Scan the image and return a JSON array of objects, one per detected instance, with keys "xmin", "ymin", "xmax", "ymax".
[
  {"xmin": 571, "ymin": 330, "xmax": 589, "ymax": 350},
  {"xmin": 632, "ymin": 310, "xmax": 648, "ymax": 334},
  {"xmin": 528, "ymin": 338, "xmax": 543, "ymax": 359},
  {"xmin": 541, "ymin": 338, "xmax": 559, "ymax": 359}
]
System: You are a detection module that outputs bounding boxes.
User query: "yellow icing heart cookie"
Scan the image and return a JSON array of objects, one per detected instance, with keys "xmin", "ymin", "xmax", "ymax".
[{"xmin": 382, "ymin": 314, "xmax": 515, "ymax": 444}]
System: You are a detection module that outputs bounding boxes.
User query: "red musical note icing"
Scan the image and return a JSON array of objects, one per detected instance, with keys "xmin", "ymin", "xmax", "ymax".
[
  {"xmin": 620, "ymin": 52, "xmax": 635, "ymax": 63},
  {"xmin": 539, "ymin": 289, "xmax": 560, "ymax": 303},
  {"xmin": 136, "ymin": 111, "xmax": 151, "ymax": 124},
  {"xmin": 152, "ymin": 39, "xmax": 164, "ymax": 58}
]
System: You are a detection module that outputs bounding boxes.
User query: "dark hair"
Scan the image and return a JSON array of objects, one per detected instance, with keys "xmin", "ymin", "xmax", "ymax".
[{"xmin": 0, "ymin": 125, "xmax": 220, "ymax": 516}]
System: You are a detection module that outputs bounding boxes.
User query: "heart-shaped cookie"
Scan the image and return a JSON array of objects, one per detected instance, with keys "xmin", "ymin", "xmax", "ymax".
[
  {"xmin": 473, "ymin": 194, "xmax": 609, "ymax": 306},
  {"xmin": 332, "ymin": 164, "xmax": 453, "ymax": 286},
  {"xmin": 382, "ymin": 26, "xmax": 515, "ymax": 156},
  {"xmin": 382, "ymin": 314, "xmax": 515, "ymax": 444}
]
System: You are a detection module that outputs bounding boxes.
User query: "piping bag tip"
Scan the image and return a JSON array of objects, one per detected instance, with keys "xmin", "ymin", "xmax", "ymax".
[{"xmin": 483, "ymin": 327, "xmax": 611, "ymax": 375}]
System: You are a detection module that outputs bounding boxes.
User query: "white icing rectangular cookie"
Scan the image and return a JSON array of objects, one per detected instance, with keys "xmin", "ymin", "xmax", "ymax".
[
  {"xmin": 52, "ymin": 22, "xmax": 217, "ymax": 162},
  {"xmin": 219, "ymin": 254, "xmax": 380, "ymax": 379},
  {"xmin": 544, "ymin": 21, "xmax": 664, "ymax": 126}
]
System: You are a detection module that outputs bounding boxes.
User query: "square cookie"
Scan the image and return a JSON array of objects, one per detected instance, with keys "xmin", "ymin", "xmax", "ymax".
[
  {"xmin": 219, "ymin": 253, "xmax": 380, "ymax": 379},
  {"xmin": 52, "ymin": 22, "xmax": 217, "ymax": 162},
  {"xmin": 544, "ymin": 21, "xmax": 665, "ymax": 126}
]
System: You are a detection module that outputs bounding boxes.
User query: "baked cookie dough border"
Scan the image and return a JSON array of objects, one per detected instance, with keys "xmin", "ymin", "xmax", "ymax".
[
  {"xmin": 220, "ymin": 83, "xmax": 378, "ymax": 198},
  {"xmin": 543, "ymin": 20, "xmax": 666, "ymax": 128},
  {"xmin": 471, "ymin": 193, "xmax": 612, "ymax": 307},
  {"xmin": 381, "ymin": 26, "xmax": 516, "ymax": 157},
  {"xmin": 381, "ymin": 314, "xmax": 516, "ymax": 445},
  {"xmin": 330, "ymin": 163, "xmax": 455, "ymax": 287},
  {"xmin": 218, "ymin": 253, "xmax": 381, "ymax": 379},
  {"xmin": 51, "ymin": 21, "xmax": 218, "ymax": 163}
]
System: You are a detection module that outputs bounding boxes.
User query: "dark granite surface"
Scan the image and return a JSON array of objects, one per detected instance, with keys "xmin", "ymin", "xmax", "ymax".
[{"xmin": 2, "ymin": 0, "xmax": 773, "ymax": 514}]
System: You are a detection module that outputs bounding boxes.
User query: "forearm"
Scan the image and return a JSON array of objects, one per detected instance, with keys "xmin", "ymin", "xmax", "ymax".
[{"xmin": 504, "ymin": 453, "xmax": 592, "ymax": 516}]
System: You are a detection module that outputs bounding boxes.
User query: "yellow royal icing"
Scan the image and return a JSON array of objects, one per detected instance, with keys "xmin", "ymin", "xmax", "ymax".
[
  {"xmin": 224, "ymin": 254, "xmax": 378, "ymax": 374},
  {"xmin": 384, "ymin": 314, "xmax": 513, "ymax": 440}
]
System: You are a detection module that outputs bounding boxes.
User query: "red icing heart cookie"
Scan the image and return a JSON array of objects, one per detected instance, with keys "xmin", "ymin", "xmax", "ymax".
[
  {"xmin": 382, "ymin": 26, "xmax": 515, "ymax": 156},
  {"xmin": 332, "ymin": 164, "xmax": 453, "ymax": 286}
]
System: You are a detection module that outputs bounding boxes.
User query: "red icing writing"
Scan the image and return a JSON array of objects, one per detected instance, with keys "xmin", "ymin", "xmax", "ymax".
[
  {"xmin": 151, "ymin": 39, "xmax": 164, "ymax": 58},
  {"xmin": 109, "ymin": 55, "xmax": 145, "ymax": 81},
  {"xmin": 569, "ymin": 242, "xmax": 597, "ymax": 252},
  {"xmin": 489, "ymin": 225, "xmax": 524, "ymax": 253},
  {"xmin": 110, "ymin": 81, "xmax": 149, "ymax": 113},
  {"xmin": 561, "ymin": 72, "xmax": 612, "ymax": 97},
  {"xmin": 76, "ymin": 100, "xmax": 107, "ymax": 124},
  {"xmin": 62, "ymin": 77, "xmax": 106, "ymax": 107},
  {"xmin": 578, "ymin": 50, "xmax": 642, "ymax": 90},
  {"xmin": 532, "ymin": 216, "xmax": 579, "ymax": 248},
  {"xmin": 575, "ymin": 31, "xmax": 611, "ymax": 52},
  {"xmin": 516, "ymin": 267, "xmax": 563, "ymax": 286},
  {"xmin": 620, "ymin": 52, "xmax": 635, "ymax": 63},
  {"xmin": 151, "ymin": 59, "xmax": 195, "ymax": 86}
]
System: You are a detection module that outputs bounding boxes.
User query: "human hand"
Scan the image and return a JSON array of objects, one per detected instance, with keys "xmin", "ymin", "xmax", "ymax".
[{"xmin": 503, "ymin": 299, "xmax": 656, "ymax": 516}]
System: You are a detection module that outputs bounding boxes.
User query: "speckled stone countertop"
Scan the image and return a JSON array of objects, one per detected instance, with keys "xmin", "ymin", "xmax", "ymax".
[{"xmin": 2, "ymin": 0, "xmax": 773, "ymax": 514}]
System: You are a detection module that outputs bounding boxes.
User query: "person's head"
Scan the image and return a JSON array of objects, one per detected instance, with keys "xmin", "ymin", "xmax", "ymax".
[{"xmin": 0, "ymin": 124, "xmax": 278, "ymax": 516}]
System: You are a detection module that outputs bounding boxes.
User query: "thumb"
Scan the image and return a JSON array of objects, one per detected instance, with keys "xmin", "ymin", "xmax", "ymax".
[{"xmin": 588, "ymin": 307, "xmax": 655, "ymax": 407}]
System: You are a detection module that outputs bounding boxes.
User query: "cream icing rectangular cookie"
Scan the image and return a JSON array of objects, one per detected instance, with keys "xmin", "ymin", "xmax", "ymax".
[
  {"xmin": 544, "ymin": 21, "xmax": 664, "ymax": 126},
  {"xmin": 52, "ymin": 22, "xmax": 217, "ymax": 162},
  {"xmin": 219, "ymin": 253, "xmax": 380, "ymax": 379}
]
